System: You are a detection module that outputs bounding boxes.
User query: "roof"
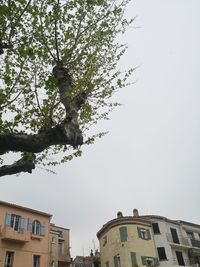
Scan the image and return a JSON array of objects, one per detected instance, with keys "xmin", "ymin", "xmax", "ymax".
[
  {"xmin": 176, "ymin": 220, "xmax": 200, "ymax": 229},
  {"xmin": 50, "ymin": 223, "xmax": 69, "ymax": 231},
  {"xmin": 141, "ymin": 215, "xmax": 200, "ymax": 228},
  {"xmin": 0, "ymin": 200, "xmax": 52, "ymax": 217},
  {"xmin": 73, "ymin": 256, "xmax": 100, "ymax": 263},
  {"xmin": 97, "ymin": 213, "xmax": 200, "ymax": 239}
]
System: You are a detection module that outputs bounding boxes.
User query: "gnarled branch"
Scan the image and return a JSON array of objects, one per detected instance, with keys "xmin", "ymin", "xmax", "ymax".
[{"xmin": 0, "ymin": 155, "xmax": 35, "ymax": 177}]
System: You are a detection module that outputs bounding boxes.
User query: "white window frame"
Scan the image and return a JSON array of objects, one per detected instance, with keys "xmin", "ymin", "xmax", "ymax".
[
  {"xmin": 4, "ymin": 251, "xmax": 14, "ymax": 267},
  {"xmin": 140, "ymin": 229, "xmax": 148, "ymax": 240},
  {"xmin": 10, "ymin": 214, "xmax": 21, "ymax": 232},
  {"xmin": 32, "ymin": 220, "xmax": 41, "ymax": 235}
]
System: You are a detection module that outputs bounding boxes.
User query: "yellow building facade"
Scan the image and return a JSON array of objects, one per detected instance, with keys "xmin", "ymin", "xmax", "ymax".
[{"xmin": 97, "ymin": 211, "xmax": 159, "ymax": 267}]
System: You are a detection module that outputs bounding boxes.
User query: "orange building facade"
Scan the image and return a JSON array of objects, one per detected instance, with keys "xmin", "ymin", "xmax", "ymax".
[{"xmin": 0, "ymin": 201, "xmax": 70, "ymax": 267}]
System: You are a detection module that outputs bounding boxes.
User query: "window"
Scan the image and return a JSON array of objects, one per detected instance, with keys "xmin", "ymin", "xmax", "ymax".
[
  {"xmin": 175, "ymin": 251, "xmax": 185, "ymax": 266},
  {"xmin": 5, "ymin": 213, "xmax": 24, "ymax": 232},
  {"xmin": 152, "ymin": 223, "xmax": 160, "ymax": 234},
  {"xmin": 58, "ymin": 241, "xmax": 63, "ymax": 255},
  {"xmin": 33, "ymin": 255, "xmax": 40, "ymax": 267},
  {"xmin": 138, "ymin": 227, "xmax": 151, "ymax": 240},
  {"xmin": 105, "ymin": 261, "xmax": 109, "ymax": 267},
  {"xmin": 11, "ymin": 214, "xmax": 21, "ymax": 231},
  {"xmin": 157, "ymin": 247, "xmax": 167, "ymax": 260},
  {"xmin": 170, "ymin": 228, "xmax": 180, "ymax": 244},
  {"xmin": 186, "ymin": 232, "xmax": 194, "ymax": 240},
  {"xmin": 114, "ymin": 254, "xmax": 121, "ymax": 267},
  {"xmin": 119, "ymin": 226, "xmax": 127, "ymax": 242},
  {"xmin": 4, "ymin": 252, "xmax": 14, "ymax": 267},
  {"xmin": 141, "ymin": 257, "xmax": 159, "ymax": 266},
  {"xmin": 146, "ymin": 258, "xmax": 154, "ymax": 266},
  {"xmin": 32, "ymin": 220, "xmax": 41, "ymax": 235},
  {"xmin": 27, "ymin": 218, "xmax": 45, "ymax": 236}
]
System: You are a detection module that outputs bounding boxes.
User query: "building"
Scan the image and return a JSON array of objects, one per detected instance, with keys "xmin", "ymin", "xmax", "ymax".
[
  {"xmin": 97, "ymin": 209, "xmax": 200, "ymax": 267},
  {"xmin": 50, "ymin": 224, "xmax": 71, "ymax": 267},
  {"xmin": 97, "ymin": 210, "xmax": 159, "ymax": 267},
  {"xmin": 142, "ymin": 215, "xmax": 200, "ymax": 267},
  {"xmin": 0, "ymin": 200, "xmax": 70, "ymax": 267},
  {"xmin": 72, "ymin": 250, "xmax": 100, "ymax": 267}
]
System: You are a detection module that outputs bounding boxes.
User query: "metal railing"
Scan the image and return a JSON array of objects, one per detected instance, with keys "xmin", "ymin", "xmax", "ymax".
[
  {"xmin": 171, "ymin": 258, "xmax": 199, "ymax": 266},
  {"xmin": 166, "ymin": 233, "xmax": 190, "ymax": 246}
]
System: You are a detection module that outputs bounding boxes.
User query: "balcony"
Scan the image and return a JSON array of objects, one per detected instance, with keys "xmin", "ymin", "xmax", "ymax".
[
  {"xmin": 58, "ymin": 251, "xmax": 71, "ymax": 263},
  {"xmin": 0, "ymin": 226, "xmax": 30, "ymax": 243},
  {"xmin": 191, "ymin": 239, "xmax": 200, "ymax": 249},
  {"xmin": 166, "ymin": 233, "xmax": 190, "ymax": 247},
  {"xmin": 171, "ymin": 258, "xmax": 200, "ymax": 266}
]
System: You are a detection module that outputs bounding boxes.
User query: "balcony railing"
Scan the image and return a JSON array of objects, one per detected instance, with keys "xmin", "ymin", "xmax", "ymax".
[
  {"xmin": 166, "ymin": 233, "xmax": 190, "ymax": 246},
  {"xmin": 191, "ymin": 239, "xmax": 200, "ymax": 249},
  {"xmin": 0, "ymin": 226, "xmax": 30, "ymax": 243},
  {"xmin": 171, "ymin": 258, "xmax": 200, "ymax": 266}
]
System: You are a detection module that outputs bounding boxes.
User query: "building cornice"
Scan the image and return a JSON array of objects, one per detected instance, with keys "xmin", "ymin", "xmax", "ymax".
[
  {"xmin": 97, "ymin": 216, "xmax": 151, "ymax": 239},
  {"xmin": 0, "ymin": 200, "xmax": 52, "ymax": 217}
]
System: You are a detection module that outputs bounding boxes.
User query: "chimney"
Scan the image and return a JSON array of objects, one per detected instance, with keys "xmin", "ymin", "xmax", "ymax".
[
  {"xmin": 133, "ymin": 209, "xmax": 139, "ymax": 217},
  {"xmin": 117, "ymin": 211, "xmax": 123, "ymax": 218}
]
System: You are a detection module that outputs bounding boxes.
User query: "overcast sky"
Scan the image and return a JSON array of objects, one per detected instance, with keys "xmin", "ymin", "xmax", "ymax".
[{"xmin": 0, "ymin": 0, "xmax": 200, "ymax": 258}]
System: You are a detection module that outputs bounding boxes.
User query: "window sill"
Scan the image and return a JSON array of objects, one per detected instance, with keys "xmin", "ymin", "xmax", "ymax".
[{"xmin": 31, "ymin": 234, "xmax": 43, "ymax": 240}]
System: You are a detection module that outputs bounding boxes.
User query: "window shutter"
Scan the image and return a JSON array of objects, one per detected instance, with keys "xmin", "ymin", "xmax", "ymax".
[
  {"xmin": 154, "ymin": 258, "xmax": 159, "ymax": 266},
  {"xmin": 20, "ymin": 217, "xmax": 25, "ymax": 233},
  {"xmin": 113, "ymin": 256, "xmax": 118, "ymax": 267},
  {"xmin": 5, "ymin": 213, "xmax": 11, "ymax": 226},
  {"xmin": 130, "ymin": 252, "xmax": 137, "ymax": 267},
  {"xmin": 137, "ymin": 227, "xmax": 142, "ymax": 238},
  {"xmin": 147, "ymin": 229, "xmax": 151, "ymax": 240},
  {"xmin": 141, "ymin": 256, "xmax": 146, "ymax": 265},
  {"xmin": 41, "ymin": 223, "xmax": 45, "ymax": 236},
  {"xmin": 27, "ymin": 218, "xmax": 32, "ymax": 232},
  {"xmin": 119, "ymin": 227, "xmax": 127, "ymax": 242}
]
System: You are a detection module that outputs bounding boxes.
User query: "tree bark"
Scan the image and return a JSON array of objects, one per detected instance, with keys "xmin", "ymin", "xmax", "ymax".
[
  {"xmin": 0, "ymin": 122, "xmax": 83, "ymax": 155},
  {"xmin": 0, "ymin": 62, "xmax": 86, "ymax": 176},
  {"xmin": 0, "ymin": 156, "xmax": 35, "ymax": 177}
]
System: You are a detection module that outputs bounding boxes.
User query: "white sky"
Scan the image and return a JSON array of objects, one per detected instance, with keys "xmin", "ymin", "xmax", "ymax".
[{"xmin": 0, "ymin": 0, "xmax": 200, "ymax": 258}]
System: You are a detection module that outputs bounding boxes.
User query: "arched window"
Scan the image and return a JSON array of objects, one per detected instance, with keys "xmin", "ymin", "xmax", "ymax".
[{"xmin": 32, "ymin": 220, "xmax": 41, "ymax": 235}]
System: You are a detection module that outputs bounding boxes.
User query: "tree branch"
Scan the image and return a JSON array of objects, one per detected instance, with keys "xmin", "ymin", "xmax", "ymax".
[
  {"xmin": 0, "ymin": 155, "xmax": 35, "ymax": 177},
  {"xmin": 0, "ymin": 121, "xmax": 83, "ymax": 155}
]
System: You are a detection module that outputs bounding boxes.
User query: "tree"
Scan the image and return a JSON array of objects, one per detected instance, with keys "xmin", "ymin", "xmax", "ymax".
[{"xmin": 0, "ymin": 0, "xmax": 134, "ymax": 177}]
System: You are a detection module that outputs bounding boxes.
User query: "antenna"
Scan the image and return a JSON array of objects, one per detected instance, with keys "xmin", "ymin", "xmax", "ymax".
[{"xmin": 92, "ymin": 240, "xmax": 96, "ymax": 251}]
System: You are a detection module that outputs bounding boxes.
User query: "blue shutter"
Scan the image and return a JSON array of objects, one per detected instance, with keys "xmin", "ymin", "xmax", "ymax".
[
  {"xmin": 137, "ymin": 227, "xmax": 142, "ymax": 238},
  {"xmin": 154, "ymin": 258, "xmax": 159, "ymax": 266},
  {"xmin": 5, "ymin": 213, "xmax": 11, "ymax": 227},
  {"xmin": 41, "ymin": 223, "xmax": 45, "ymax": 236},
  {"xmin": 20, "ymin": 217, "xmax": 25, "ymax": 233},
  {"xmin": 147, "ymin": 229, "xmax": 151, "ymax": 240},
  {"xmin": 130, "ymin": 252, "xmax": 137, "ymax": 267},
  {"xmin": 27, "ymin": 218, "xmax": 33, "ymax": 232},
  {"xmin": 141, "ymin": 256, "xmax": 146, "ymax": 265},
  {"xmin": 119, "ymin": 226, "xmax": 127, "ymax": 242}
]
